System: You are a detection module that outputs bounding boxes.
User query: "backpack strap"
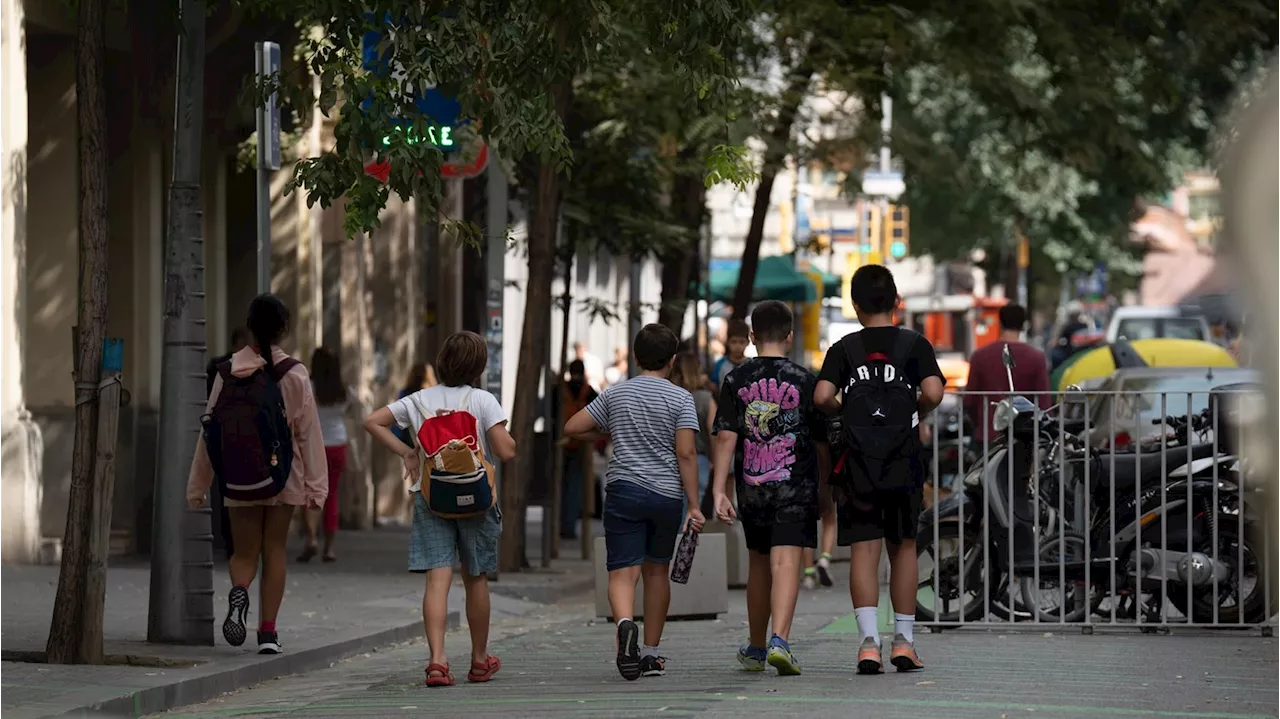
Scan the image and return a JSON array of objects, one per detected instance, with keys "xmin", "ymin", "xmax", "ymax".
[
  {"xmin": 887, "ymin": 329, "xmax": 918, "ymax": 375},
  {"xmin": 269, "ymin": 358, "xmax": 301, "ymax": 381},
  {"xmin": 216, "ymin": 359, "xmax": 234, "ymax": 382},
  {"xmin": 841, "ymin": 333, "xmax": 868, "ymax": 375}
]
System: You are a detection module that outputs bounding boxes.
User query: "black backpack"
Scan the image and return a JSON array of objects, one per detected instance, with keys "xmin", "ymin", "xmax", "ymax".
[
  {"xmin": 201, "ymin": 357, "xmax": 300, "ymax": 502},
  {"xmin": 838, "ymin": 329, "xmax": 920, "ymax": 490}
]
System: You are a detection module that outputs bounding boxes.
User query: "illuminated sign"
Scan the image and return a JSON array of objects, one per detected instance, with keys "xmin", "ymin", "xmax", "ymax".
[{"xmin": 381, "ymin": 124, "xmax": 456, "ymax": 148}]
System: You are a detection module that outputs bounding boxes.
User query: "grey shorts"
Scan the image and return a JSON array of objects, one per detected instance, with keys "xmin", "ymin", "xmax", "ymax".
[{"xmin": 408, "ymin": 492, "xmax": 502, "ymax": 575}]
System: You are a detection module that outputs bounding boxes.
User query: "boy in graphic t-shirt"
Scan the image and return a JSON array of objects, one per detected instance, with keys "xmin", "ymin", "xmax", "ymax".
[
  {"xmin": 711, "ymin": 301, "xmax": 831, "ymax": 676},
  {"xmin": 815, "ymin": 265, "xmax": 945, "ymax": 674}
]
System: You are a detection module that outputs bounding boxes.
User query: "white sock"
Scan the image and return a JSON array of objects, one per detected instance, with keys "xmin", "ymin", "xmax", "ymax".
[
  {"xmin": 616, "ymin": 617, "xmax": 632, "ymax": 626},
  {"xmin": 894, "ymin": 613, "xmax": 915, "ymax": 643},
  {"xmin": 641, "ymin": 644, "xmax": 659, "ymax": 659},
  {"xmin": 854, "ymin": 606, "xmax": 880, "ymax": 646},
  {"xmin": 817, "ymin": 555, "xmax": 830, "ymax": 569}
]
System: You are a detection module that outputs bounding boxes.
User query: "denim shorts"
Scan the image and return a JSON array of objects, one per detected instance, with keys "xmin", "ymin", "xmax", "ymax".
[
  {"xmin": 603, "ymin": 479, "xmax": 684, "ymax": 571},
  {"xmin": 408, "ymin": 492, "xmax": 502, "ymax": 575}
]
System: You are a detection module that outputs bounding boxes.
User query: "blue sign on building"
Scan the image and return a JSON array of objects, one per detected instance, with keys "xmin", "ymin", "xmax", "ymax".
[{"xmin": 361, "ymin": 22, "xmax": 463, "ymax": 151}]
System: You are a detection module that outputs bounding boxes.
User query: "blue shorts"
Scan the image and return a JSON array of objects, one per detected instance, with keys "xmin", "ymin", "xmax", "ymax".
[
  {"xmin": 408, "ymin": 492, "xmax": 502, "ymax": 576},
  {"xmin": 603, "ymin": 479, "xmax": 684, "ymax": 571}
]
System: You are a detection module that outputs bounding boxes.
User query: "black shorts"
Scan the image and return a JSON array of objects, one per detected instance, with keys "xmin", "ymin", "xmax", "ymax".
[
  {"xmin": 742, "ymin": 519, "xmax": 818, "ymax": 555},
  {"xmin": 837, "ymin": 487, "xmax": 923, "ymax": 546}
]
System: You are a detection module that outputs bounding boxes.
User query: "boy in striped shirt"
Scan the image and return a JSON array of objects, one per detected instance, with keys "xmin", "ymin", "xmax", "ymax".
[{"xmin": 564, "ymin": 324, "xmax": 707, "ymax": 681}]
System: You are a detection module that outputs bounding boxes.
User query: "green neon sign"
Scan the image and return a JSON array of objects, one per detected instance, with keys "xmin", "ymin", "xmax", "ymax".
[{"xmin": 381, "ymin": 125, "xmax": 455, "ymax": 148}]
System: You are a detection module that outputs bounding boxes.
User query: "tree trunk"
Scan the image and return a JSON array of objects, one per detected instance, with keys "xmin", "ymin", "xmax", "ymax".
[
  {"xmin": 148, "ymin": 0, "xmax": 211, "ymax": 645},
  {"xmin": 657, "ymin": 171, "xmax": 706, "ymax": 334},
  {"xmin": 499, "ymin": 79, "xmax": 572, "ymax": 572},
  {"xmin": 46, "ymin": 0, "xmax": 109, "ymax": 665},
  {"xmin": 730, "ymin": 60, "xmax": 813, "ymax": 319}
]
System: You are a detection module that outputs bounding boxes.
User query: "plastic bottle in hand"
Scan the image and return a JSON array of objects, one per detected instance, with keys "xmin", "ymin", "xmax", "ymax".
[{"xmin": 670, "ymin": 525, "xmax": 699, "ymax": 584}]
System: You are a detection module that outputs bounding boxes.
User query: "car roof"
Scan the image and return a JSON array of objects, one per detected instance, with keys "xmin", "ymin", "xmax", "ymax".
[
  {"xmin": 1110, "ymin": 306, "xmax": 1184, "ymax": 319},
  {"xmin": 1110, "ymin": 366, "xmax": 1259, "ymax": 383}
]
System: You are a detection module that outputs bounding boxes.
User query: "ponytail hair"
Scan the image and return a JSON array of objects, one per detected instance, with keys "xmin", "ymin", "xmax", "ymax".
[{"xmin": 246, "ymin": 293, "xmax": 290, "ymax": 369}]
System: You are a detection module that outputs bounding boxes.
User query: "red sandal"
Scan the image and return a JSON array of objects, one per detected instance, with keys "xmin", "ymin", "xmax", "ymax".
[
  {"xmin": 466, "ymin": 655, "xmax": 502, "ymax": 683},
  {"xmin": 425, "ymin": 662, "xmax": 455, "ymax": 687}
]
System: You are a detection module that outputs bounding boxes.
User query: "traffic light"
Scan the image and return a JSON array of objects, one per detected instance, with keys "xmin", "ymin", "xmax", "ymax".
[
  {"xmin": 862, "ymin": 204, "xmax": 881, "ymax": 257},
  {"xmin": 885, "ymin": 204, "xmax": 909, "ymax": 260}
]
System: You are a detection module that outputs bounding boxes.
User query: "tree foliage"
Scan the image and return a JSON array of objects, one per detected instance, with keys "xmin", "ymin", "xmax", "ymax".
[
  {"xmin": 247, "ymin": 0, "xmax": 756, "ymax": 236},
  {"xmin": 879, "ymin": 0, "xmax": 1279, "ymax": 273}
]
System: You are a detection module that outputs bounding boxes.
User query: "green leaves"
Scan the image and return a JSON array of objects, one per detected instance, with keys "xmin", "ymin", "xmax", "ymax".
[{"xmin": 238, "ymin": 0, "xmax": 754, "ymax": 237}]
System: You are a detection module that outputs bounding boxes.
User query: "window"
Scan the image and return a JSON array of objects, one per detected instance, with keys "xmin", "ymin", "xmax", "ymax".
[{"xmin": 1115, "ymin": 318, "xmax": 1205, "ymax": 342}]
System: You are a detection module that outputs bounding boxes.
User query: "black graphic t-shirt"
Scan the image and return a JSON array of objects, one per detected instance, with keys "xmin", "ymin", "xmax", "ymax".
[{"xmin": 714, "ymin": 357, "xmax": 828, "ymax": 525}]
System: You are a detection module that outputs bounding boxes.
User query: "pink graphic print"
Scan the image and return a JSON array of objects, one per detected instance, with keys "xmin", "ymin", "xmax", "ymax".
[{"xmin": 738, "ymin": 378, "xmax": 801, "ymax": 485}]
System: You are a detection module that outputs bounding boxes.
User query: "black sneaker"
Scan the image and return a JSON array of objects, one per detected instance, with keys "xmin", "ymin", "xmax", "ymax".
[
  {"xmin": 257, "ymin": 630, "xmax": 282, "ymax": 655},
  {"xmin": 222, "ymin": 586, "xmax": 249, "ymax": 647},
  {"xmin": 640, "ymin": 655, "xmax": 666, "ymax": 677},
  {"xmin": 615, "ymin": 620, "xmax": 641, "ymax": 681}
]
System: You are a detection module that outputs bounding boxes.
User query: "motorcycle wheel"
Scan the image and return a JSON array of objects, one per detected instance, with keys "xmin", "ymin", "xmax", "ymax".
[
  {"xmin": 916, "ymin": 522, "xmax": 1019, "ymax": 623},
  {"xmin": 1019, "ymin": 532, "xmax": 1091, "ymax": 623},
  {"xmin": 1166, "ymin": 517, "xmax": 1276, "ymax": 625}
]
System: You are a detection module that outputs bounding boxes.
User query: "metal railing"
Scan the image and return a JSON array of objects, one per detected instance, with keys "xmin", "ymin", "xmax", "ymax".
[{"xmin": 914, "ymin": 389, "xmax": 1276, "ymax": 633}]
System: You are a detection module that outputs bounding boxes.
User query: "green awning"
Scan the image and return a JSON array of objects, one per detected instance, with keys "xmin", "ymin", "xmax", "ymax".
[{"xmin": 707, "ymin": 255, "xmax": 819, "ymax": 303}]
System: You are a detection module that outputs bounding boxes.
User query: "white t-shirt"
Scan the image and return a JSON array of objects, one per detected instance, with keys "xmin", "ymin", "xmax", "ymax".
[{"xmin": 387, "ymin": 385, "xmax": 508, "ymax": 492}]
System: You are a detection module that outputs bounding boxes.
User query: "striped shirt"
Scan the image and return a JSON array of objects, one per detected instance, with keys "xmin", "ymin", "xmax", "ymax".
[{"xmin": 586, "ymin": 375, "xmax": 701, "ymax": 500}]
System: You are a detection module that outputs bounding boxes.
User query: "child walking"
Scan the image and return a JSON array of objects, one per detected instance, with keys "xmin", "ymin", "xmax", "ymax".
[
  {"xmin": 564, "ymin": 324, "xmax": 706, "ymax": 681},
  {"xmin": 187, "ymin": 294, "xmax": 328, "ymax": 655},
  {"xmin": 815, "ymin": 265, "xmax": 945, "ymax": 673},
  {"xmin": 711, "ymin": 301, "xmax": 830, "ymax": 676},
  {"xmin": 364, "ymin": 332, "xmax": 516, "ymax": 687},
  {"xmin": 300, "ymin": 347, "xmax": 351, "ymax": 563}
]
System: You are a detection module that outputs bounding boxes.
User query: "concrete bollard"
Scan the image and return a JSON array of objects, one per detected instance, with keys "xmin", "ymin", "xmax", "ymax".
[
  {"xmin": 702, "ymin": 519, "xmax": 749, "ymax": 588},
  {"xmin": 593, "ymin": 533, "xmax": 728, "ymax": 620}
]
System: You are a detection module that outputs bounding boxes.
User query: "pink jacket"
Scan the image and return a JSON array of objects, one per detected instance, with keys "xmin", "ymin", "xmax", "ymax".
[{"xmin": 187, "ymin": 346, "xmax": 328, "ymax": 508}]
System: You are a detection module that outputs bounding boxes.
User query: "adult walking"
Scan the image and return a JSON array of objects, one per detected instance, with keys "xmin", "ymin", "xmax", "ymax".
[
  {"xmin": 299, "ymin": 346, "xmax": 351, "ymax": 563},
  {"xmin": 187, "ymin": 294, "xmax": 327, "ymax": 654},
  {"xmin": 962, "ymin": 303, "xmax": 1051, "ymax": 444}
]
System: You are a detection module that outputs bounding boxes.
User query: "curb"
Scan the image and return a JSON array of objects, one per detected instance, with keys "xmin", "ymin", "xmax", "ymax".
[{"xmin": 50, "ymin": 611, "xmax": 459, "ymax": 719}]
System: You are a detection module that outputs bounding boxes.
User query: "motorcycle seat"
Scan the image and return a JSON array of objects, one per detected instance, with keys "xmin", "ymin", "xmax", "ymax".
[{"xmin": 1093, "ymin": 443, "xmax": 1217, "ymax": 492}]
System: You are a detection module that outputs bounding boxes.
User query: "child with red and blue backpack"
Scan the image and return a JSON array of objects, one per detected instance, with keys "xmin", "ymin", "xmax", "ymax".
[{"xmin": 364, "ymin": 331, "xmax": 517, "ymax": 688}]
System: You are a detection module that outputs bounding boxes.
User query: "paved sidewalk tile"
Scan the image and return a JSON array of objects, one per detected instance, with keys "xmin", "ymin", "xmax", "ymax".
[
  {"xmin": 157, "ymin": 562, "xmax": 1279, "ymax": 719},
  {"xmin": 2, "ymin": 524, "xmax": 595, "ymax": 718}
]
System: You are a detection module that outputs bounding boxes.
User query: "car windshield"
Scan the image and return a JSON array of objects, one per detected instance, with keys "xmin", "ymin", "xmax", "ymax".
[
  {"xmin": 1115, "ymin": 317, "xmax": 1204, "ymax": 341},
  {"xmin": 1091, "ymin": 371, "xmax": 1257, "ymax": 430}
]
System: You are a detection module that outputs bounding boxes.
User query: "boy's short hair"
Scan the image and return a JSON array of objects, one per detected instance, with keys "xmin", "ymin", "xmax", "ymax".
[
  {"xmin": 849, "ymin": 264, "xmax": 898, "ymax": 315},
  {"xmin": 633, "ymin": 324, "xmax": 680, "ymax": 371},
  {"xmin": 750, "ymin": 300, "xmax": 793, "ymax": 344},
  {"xmin": 436, "ymin": 331, "xmax": 488, "ymax": 387},
  {"xmin": 568, "ymin": 359, "xmax": 586, "ymax": 376},
  {"xmin": 726, "ymin": 318, "xmax": 750, "ymax": 341},
  {"xmin": 998, "ymin": 303, "xmax": 1028, "ymax": 331}
]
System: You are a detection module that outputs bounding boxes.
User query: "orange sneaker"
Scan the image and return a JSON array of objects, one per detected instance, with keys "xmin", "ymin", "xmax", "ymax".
[
  {"xmin": 856, "ymin": 637, "xmax": 883, "ymax": 674},
  {"xmin": 889, "ymin": 634, "xmax": 924, "ymax": 671}
]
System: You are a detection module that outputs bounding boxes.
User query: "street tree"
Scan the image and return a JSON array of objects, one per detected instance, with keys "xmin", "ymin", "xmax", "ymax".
[
  {"xmin": 866, "ymin": 1, "xmax": 1279, "ymax": 283},
  {"xmin": 46, "ymin": 0, "xmax": 111, "ymax": 665},
  {"xmin": 250, "ymin": 0, "xmax": 754, "ymax": 571}
]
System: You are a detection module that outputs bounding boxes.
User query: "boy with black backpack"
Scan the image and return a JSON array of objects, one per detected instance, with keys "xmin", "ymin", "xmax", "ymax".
[{"xmin": 815, "ymin": 265, "xmax": 945, "ymax": 673}]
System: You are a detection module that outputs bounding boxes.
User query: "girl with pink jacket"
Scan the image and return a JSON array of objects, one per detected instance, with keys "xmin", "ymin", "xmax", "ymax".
[{"xmin": 187, "ymin": 294, "xmax": 327, "ymax": 654}]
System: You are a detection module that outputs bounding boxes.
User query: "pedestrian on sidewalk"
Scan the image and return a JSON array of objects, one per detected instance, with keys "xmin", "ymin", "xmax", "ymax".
[
  {"xmin": 815, "ymin": 265, "xmax": 944, "ymax": 674},
  {"xmin": 188, "ymin": 294, "xmax": 329, "ymax": 655},
  {"xmin": 711, "ymin": 319, "xmax": 750, "ymax": 392},
  {"xmin": 564, "ymin": 324, "xmax": 706, "ymax": 681},
  {"xmin": 363, "ymin": 331, "xmax": 516, "ymax": 688},
  {"xmin": 298, "ymin": 347, "xmax": 352, "ymax": 563},
  {"xmin": 554, "ymin": 359, "xmax": 598, "ymax": 540},
  {"xmin": 711, "ymin": 301, "xmax": 831, "ymax": 677},
  {"xmin": 669, "ymin": 352, "xmax": 717, "ymax": 513}
]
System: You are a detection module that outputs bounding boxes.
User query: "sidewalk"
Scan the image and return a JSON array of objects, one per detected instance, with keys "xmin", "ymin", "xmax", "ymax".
[
  {"xmin": 159, "ymin": 559, "xmax": 1279, "ymax": 719},
  {"xmin": 1, "ymin": 515, "xmax": 596, "ymax": 718}
]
